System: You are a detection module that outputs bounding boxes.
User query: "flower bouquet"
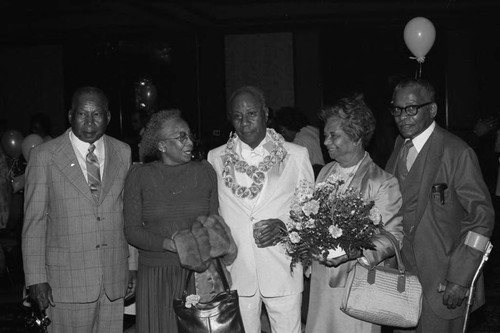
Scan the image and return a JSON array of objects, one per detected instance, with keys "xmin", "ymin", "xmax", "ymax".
[{"xmin": 281, "ymin": 174, "xmax": 382, "ymax": 271}]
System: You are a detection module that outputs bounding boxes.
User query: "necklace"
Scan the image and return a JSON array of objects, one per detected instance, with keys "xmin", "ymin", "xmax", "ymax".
[
  {"xmin": 330, "ymin": 152, "xmax": 366, "ymax": 193},
  {"xmin": 222, "ymin": 129, "xmax": 287, "ymax": 199}
]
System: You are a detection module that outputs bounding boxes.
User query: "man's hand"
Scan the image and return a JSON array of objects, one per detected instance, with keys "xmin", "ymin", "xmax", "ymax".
[
  {"xmin": 473, "ymin": 117, "xmax": 498, "ymax": 137},
  {"xmin": 29, "ymin": 283, "xmax": 54, "ymax": 311},
  {"xmin": 253, "ymin": 219, "xmax": 286, "ymax": 248},
  {"xmin": 126, "ymin": 270, "xmax": 137, "ymax": 298},
  {"xmin": 442, "ymin": 281, "xmax": 468, "ymax": 309}
]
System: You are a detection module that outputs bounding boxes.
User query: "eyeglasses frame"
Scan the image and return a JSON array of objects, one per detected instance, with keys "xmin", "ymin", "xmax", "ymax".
[
  {"xmin": 389, "ymin": 101, "xmax": 434, "ymax": 117},
  {"xmin": 161, "ymin": 132, "xmax": 195, "ymax": 145}
]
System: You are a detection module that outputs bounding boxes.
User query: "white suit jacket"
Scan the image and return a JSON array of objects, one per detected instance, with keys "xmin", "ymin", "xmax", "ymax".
[{"xmin": 208, "ymin": 138, "xmax": 314, "ymax": 297}]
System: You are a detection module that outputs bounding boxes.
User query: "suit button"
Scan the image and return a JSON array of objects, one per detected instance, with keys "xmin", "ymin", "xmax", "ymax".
[{"xmin": 97, "ymin": 217, "xmax": 101, "ymax": 221}]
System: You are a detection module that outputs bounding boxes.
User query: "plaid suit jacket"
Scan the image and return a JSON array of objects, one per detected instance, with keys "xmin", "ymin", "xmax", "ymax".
[{"xmin": 22, "ymin": 130, "xmax": 131, "ymax": 303}]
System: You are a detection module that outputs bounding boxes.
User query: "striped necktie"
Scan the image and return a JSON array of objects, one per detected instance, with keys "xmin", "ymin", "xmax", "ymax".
[
  {"xmin": 86, "ymin": 144, "xmax": 101, "ymax": 201},
  {"xmin": 396, "ymin": 139, "xmax": 413, "ymax": 182}
]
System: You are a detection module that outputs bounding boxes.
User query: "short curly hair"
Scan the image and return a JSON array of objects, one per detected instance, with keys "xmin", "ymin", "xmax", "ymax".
[
  {"xmin": 140, "ymin": 109, "xmax": 182, "ymax": 160},
  {"xmin": 70, "ymin": 87, "xmax": 109, "ymax": 112},
  {"xmin": 319, "ymin": 95, "xmax": 376, "ymax": 148},
  {"xmin": 392, "ymin": 77, "xmax": 436, "ymax": 102}
]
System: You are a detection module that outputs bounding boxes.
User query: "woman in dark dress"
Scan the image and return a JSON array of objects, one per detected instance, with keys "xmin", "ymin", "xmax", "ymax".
[{"xmin": 124, "ymin": 109, "xmax": 234, "ymax": 333}]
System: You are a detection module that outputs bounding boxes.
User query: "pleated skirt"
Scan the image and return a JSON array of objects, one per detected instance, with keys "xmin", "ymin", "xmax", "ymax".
[{"xmin": 136, "ymin": 263, "xmax": 194, "ymax": 333}]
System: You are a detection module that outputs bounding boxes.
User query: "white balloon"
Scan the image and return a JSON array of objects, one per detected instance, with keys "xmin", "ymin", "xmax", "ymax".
[{"xmin": 404, "ymin": 17, "xmax": 436, "ymax": 63}]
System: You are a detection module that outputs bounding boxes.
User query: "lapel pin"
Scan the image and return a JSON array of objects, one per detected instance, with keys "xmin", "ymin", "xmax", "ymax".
[{"xmin": 71, "ymin": 163, "xmax": 75, "ymax": 167}]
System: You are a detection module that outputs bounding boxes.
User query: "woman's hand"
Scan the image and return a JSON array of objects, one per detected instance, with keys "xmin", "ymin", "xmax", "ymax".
[
  {"xmin": 317, "ymin": 248, "xmax": 362, "ymax": 267},
  {"xmin": 162, "ymin": 238, "xmax": 177, "ymax": 252}
]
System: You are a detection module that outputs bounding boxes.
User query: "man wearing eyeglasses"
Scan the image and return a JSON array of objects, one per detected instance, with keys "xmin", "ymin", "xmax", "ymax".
[{"xmin": 386, "ymin": 78, "xmax": 494, "ymax": 333}]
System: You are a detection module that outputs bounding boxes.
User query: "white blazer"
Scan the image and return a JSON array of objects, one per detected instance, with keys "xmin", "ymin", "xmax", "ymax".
[{"xmin": 208, "ymin": 139, "xmax": 314, "ymax": 297}]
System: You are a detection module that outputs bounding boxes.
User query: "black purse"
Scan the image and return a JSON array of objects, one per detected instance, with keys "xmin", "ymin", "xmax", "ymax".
[
  {"xmin": 23, "ymin": 291, "xmax": 51, "ymax": 333},
  {"xmin": 173, "ymin": 258, "xmax": 245, "ymax": 333}
]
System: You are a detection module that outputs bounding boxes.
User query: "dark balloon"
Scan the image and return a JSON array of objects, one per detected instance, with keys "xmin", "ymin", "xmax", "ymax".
[
  {"xmin": 135, "ymin": 77, "xmax": 157, "ymax": 113},
  {"xmin": 1, "ymin": 129, "xmax": 24, "ymax": 159}
]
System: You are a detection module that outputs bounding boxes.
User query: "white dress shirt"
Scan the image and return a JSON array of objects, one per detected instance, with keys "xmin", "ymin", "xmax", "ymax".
[
  {"xmin": 406, "ymin": 121, "xmax": 436, "ymax": 170},
  {"xmin": 69, "ymin": 131, "xmax": 105, "ymax": 182}
]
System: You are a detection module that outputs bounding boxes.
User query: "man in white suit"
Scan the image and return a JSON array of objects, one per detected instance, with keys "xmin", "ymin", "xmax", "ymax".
[{"xmin": 208, "ymin": 86, "xmax": 314, "ymax": 333}]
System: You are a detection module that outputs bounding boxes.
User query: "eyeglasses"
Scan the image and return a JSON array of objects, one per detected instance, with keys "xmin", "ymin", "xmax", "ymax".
[
  {"xmin": 389, "ymin": 101, "xmax": 434, "ymax": 117},
  {"xmin": 162, "ymin": 132, "xmax": 195, "ymax": 144}
]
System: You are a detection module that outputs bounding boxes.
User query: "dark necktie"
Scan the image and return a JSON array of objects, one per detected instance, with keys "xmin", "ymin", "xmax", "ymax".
[
  {"xmin": 396, "ymin": 139, "xmax": 413, "ymax": 182},
  {"xmin": 86, "ymin": 144, "xmax": 101, "ymax": 201}
]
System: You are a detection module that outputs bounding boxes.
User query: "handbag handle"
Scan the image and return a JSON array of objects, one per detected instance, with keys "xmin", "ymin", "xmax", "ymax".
[
  {"xmin": 379, "ymin": 229, "xmax": 405, "ymax": 275},
  {"xmin": 182, "ymin": 258, "xmax": 231, "ymax": 297},
  {"xmin": 367, "ymin": 229, "xmax": 408, "ymax": 293}
]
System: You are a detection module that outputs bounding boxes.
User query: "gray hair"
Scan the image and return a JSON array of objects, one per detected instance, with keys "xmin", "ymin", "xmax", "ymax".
[
  {"xmin": 227, "ymin": 86, "xmax": 267, "ymax": 120},
  {"xmin": 70, "ymin": 87, "xmax": 109, "ymax": 112},
  {"xmin": 140, "ymin": 109, "xmax": 182, "ymax": 160},
  {"xmin": 392, "ymin": 78, "xmax": 436, "ymax": 102},
  {"xmin": 319, "ymin": 95, "xmax": 376, "ymax": 148}
]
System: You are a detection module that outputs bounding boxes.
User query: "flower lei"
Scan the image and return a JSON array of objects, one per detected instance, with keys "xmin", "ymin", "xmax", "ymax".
[{"xmin": 222, "ymin": 129, "xmax": 287, "ymax": 199}]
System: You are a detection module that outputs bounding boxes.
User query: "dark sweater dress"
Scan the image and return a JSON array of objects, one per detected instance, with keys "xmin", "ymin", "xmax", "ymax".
[{"xmin": 124, "ymin": 160, "xmax": 219, "ymax": 333}]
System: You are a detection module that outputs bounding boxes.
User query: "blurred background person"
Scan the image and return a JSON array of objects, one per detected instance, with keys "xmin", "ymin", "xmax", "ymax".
[
  {"xmin": 125, "ymin": 110, "xmax": 149, "ymax": 162},
  {"xmin": 274, "ymin": 106, "xmax": 325, "ymax": 177},
  {"xmin": 29, "ymin": 112, "xmax": 53, "ymax": 142}
]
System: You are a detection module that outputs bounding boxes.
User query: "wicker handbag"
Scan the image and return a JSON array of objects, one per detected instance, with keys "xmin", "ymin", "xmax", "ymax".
[
  {"xmin": 340, "ymin": 230, "xmax": 423, "ymax": 328},
  {"xmin": 173, "ymin": 258, "xmax": 245, "ymax": 333}
]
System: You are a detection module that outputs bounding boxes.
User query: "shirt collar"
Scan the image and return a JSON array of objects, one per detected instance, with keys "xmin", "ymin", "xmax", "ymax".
[
  {"xmin": 408, "ymin": 121, "xmax": 435, "ymax": 153},
  {"xmin": 236, "ymin": 131, "xmax": 270, "ymax": 158},
  {"xmin": 69, "ymin": 130, "xmax": 105, "ymax": 159}
]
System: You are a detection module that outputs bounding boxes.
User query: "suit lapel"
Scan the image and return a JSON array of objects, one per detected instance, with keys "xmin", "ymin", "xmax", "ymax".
[
  {"xmin": 413, "ymin": 128, "xmax": 443, "ymax": 226},
  {"xmin": 253, "ymin": 153, "xmax": 289, "ymax": 213},
  {"xmin": 54, "ymin": 132, "xmax": 95, "ymax": 203},
  {"xmin": 218, "ymin": 154, "xmax": 254, "ymax": 212},
  {"xmin": 348, "ymin": 153, "xmax": 370, "ymax": 192}
]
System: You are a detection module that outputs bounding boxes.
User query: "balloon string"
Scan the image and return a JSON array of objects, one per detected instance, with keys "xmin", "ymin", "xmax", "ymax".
[
  {"xmin": 409, "ymin": 56, "xmax": 426, "ymax": 64},
  {"xmin": 412, "ymin": 60, "xmax": 423, "ymax": 79},
  {"xmin": 7, "ymin": 158, "xmax": 19, "ymax": 180}
]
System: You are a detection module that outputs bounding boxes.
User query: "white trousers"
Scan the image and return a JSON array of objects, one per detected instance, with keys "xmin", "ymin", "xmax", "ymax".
[{"xmin": 239, "ymin": 292, "xmax": 302, "ymax": 333}]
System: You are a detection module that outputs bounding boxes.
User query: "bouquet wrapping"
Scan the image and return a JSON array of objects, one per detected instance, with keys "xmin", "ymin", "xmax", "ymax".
[{"xmin": 281, "ymin": 174, "xmax": 382, "ymax": 270}]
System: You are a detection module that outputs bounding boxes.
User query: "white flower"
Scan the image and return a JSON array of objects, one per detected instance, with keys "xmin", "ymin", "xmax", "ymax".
[
  {"xmin": 369, "ymin": 206, "xmax": 382, "ymax": 225},
  {"xmin": 290, "ymin": 201, "xmax": 302, "ymax": 214},
  {"xmin": 302, "ymin": 200, "xmax": 320, "ymax": 216},
  {"xmin": 185, "ymin": 294, "xmax": 200, "ymax": 308},
  {"xmin": 296, "ymin": 179, "xmax": 314, "ymax": 196},
  {"xmin": 289, "ymin": 231, "xmax": 301, "ymax": 244},
  {"xmin": 328, "ymin": 225, "xmax": 343, "ymax": 239},
  {"xmin": 305, "ymin": 218, "xmax": 316, "ymax": 228}
]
